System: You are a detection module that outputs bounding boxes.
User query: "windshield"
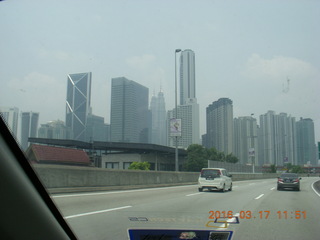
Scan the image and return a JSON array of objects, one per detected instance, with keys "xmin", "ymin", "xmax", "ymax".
[{"xmin": 1, "ymin": 1, "xmax": 320, "ymax": 240}]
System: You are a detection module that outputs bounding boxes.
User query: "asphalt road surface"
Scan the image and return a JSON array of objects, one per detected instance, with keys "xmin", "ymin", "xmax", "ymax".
[{"xmin": 52, "ymin": 177, "xmax": 320, "ymax": 240}]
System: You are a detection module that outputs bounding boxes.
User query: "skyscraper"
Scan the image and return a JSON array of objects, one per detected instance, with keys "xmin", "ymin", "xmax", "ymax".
[
  {"xmin": 233, "ymin": 116, "xmax": 259, "ymax": 165},
  {"xmin": 66, "ymin": 72, "xmax": 92, "ymax": 142},
  {"xmin": 167, "ymin": 49, "xmax": 199, "ymax": 148},
  {"xmin": 179, "ymin": 49, "xmax": 196, "ymax": 105},
  {"xmin": 21, "ymin": 111, "xmax": 39, "ymax": 150},
  {"xmin": 206, "ymin": 98, "xmax": 233, "ymax": 154},
  {"xmin": 150, "ymin": 90, "xmax": 167, "ymax": 146},
  {"xmin": 0, "ymin": 106, "xmax": 19, "ymax": 138},
  {"xmin": 296, "ymin": 118, "xmax": 316, "ymax": 165},
  {"xmin": 259, "ymin": 111, "xmax": 297, "ymax": 166},
  {"xmin": 110, "ymin": 77, "xmax": 150, "ymax": 143}
]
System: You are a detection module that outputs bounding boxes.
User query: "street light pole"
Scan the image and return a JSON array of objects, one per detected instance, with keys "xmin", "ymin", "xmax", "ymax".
[{"xmin": 175, "ymin": 49, "xmax": 181, "ymax": 171}]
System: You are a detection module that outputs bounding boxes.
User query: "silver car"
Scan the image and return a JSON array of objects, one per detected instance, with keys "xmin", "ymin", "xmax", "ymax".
[{"xmin": 198, "ymin": 168, "xmax": 232, "ymax": 192}]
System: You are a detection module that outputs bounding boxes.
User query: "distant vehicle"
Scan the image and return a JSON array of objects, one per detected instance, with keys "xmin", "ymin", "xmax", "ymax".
[
  {"xmin": 277, "ymin": 173, "xmax": 301, "ymax": 191},
  {"xmin": 198, "ymin": 168, "xmax": 232, "ymax": 192}
]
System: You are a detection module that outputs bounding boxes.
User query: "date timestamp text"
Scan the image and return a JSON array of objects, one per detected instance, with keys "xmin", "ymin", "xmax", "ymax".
[{"xmin": 208, "ymin": 210, "xmax": 306, "ymax": 220}]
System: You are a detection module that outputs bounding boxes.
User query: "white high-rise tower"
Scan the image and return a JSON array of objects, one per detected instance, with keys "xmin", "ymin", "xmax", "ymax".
[
  {"xmin": 168, "ymin": 49, "xmax": 199, "ymax": 148},
  {"xmin": 180, "ymin": 49, "xmax": 196, "ymax": 105}
]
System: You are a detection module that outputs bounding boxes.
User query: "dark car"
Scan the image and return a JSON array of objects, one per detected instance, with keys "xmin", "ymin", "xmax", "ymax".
[{"xmin": 277, "ymin": 173, "xmax": 301, "ymax": 191}]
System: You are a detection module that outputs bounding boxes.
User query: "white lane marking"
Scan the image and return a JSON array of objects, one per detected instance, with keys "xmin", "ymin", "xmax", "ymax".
[
  {"xmin": 311, "ymin": 181, "xmax": 320, "ymax": 198},
  {"xmin": 64, "ymin": 206, "xmax": 132, "ymax": 219},
  {"xmin": 255, "ymin": 194, "xmax": 264, "ymax": 200},
  {"xmin": 186, "ymin": 192, "xmax": 203, "ymax": 197},
  {"xmin": 270, "ymin": 187, "xmax": 275, "ymax": 190},
  {"xmin": 52, "ymin": 185, "xmax": 196, "ymax": 198}
]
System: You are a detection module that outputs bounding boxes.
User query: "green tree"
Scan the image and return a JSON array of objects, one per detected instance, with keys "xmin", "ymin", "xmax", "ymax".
[
  {"xmin": 285, "ymin": 163, "xmax": 293, "ymax": 172},
  {"xmin": 270, "ymin": 164, "xmax": 277, "ymax": 173},
  {"xmin": 184, "ymin": 144, "xmax": 207, "ymax": 172},
  {"xmin": 217, "ymin": 151, "xmax": 226, "ymax": 162},
  {"xmin": 128, "ymin": 161, "xmax": 150, "ymax": 170},
  {"xmin": 291, "ymin": 165, "xmax": 304, "ymax": 173},
  {"xmin": 206, "ymin": 147, "xmax": 219, "ymax": 161},
  {"xmin": 225, "ymin": 153, "xmax": 239, "ymax": 163}
]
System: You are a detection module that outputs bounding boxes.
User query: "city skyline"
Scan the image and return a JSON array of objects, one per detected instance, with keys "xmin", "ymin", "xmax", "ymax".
[
  {"xmin": 1, "ymin": 75, "xmax": 317, "ymax": 166},
  {"xmin": 1, "ymin": 76, "xmax": 318, "ymax": 146},
  {"xmin": 1, "ymin": 1, "xmax": 319, "ymax": 142}
]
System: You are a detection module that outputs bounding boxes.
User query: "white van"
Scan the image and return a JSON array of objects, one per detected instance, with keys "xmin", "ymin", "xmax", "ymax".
[{"xmin": 198, "ymin": 168, "xmax": 232, "ymax": 192}]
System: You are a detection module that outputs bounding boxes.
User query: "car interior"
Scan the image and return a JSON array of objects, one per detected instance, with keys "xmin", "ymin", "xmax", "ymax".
[{"xmin": 0, "ymin": 116, "xmax": 77, "ymax": 239}]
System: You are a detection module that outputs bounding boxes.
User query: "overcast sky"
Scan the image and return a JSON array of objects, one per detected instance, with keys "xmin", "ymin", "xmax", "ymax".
[{"xmin": 1, "ymin": 0, "xmax": 319, "ymax": 141}]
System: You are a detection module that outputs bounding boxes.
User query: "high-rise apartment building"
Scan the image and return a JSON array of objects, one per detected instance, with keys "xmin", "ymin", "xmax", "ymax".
[
  {"xmin": 150, "ymin": 90, "xmax": 167, "ymax": 146},
  {"xmin": 180, "ymin": 49, "xmax": 196, "ymax": 105},
  {"xmin": 0, "ymin": 106, "xmax": 19, "ymax": 138},
  {"xmin": 206, "ymin": 98, "xmax": 233, "ymax": 154},
  {"xmin": 233, "ymin": 116, "xmax": 259, "ymax": 165},
  {"xmin": 167, "ymin": 98, "xmax": 200, "ymax": 148},
  {"xmin": 21, "ymin": 111, "xmax": 39, "ymax": 150},
  {"xmin": 66, "ymin": 72, "xmax": 92, "ymax": 142},
  {"xmin": 110, "ymin": 77, "xmax": 150, "ymax": 143},
  {"xmin": 296, "ymin": 118, "xmax": 316, "ymax": 165},
  {"xmin": 259, "ymin": 111, "xmax": 297, "ymax": 166}
]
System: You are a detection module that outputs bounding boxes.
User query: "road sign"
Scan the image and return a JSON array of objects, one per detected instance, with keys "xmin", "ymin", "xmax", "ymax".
[{"xmin": 248, "ymin": 148, "xmax": 255, "ymax": 157}]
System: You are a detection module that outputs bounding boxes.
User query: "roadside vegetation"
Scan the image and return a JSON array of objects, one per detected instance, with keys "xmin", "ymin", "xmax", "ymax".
[
  {"xmin": 269, "ymin": 163, "xmax": 305, "ymax": 173},
  {"xmin": 128, "ymin": 161, "xmax": 150, "ymax": 170},
  {"xmin": 184, "ymin": 144, "xmax": 239, "ymax": 172}
]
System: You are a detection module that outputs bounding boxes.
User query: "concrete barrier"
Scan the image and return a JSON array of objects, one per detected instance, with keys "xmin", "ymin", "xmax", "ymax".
[
  {"xmin": 33, "ymin": 164, "xmax": 199, "ymax": 193},
  {"xmin": 32, "ymin": 164, "xmax": 305, "ymax": 193}
]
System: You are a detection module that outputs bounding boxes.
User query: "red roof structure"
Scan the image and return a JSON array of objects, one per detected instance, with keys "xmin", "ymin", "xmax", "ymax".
[{"xmin": 26, "ymin": 144, "xmax": 91, "ymax": 166}]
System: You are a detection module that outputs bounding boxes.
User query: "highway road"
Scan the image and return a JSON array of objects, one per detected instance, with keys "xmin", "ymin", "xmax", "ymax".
[{"xmin": 52, "ymin": 177, "xmax": 320, "ymax": 240}]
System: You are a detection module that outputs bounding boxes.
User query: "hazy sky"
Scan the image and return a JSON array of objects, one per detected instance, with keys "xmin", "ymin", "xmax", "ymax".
[{"xmin": 1, "ymin": 0, "xmax": 319, "ymax": 140}]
